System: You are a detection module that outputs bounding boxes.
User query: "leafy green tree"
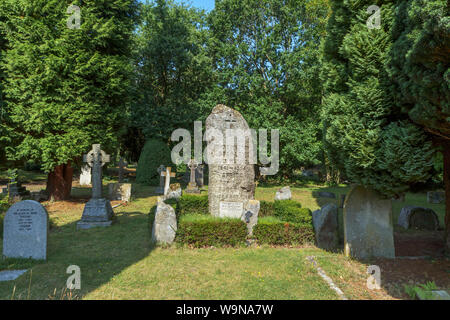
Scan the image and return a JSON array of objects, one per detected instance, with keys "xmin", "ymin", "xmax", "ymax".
[
  {"xmin": 208, "ymin": 0, "xmax": 330, "ymax": 176},
  {"xmin": 321, "ymin": 0, "xmax": 435, "ymax": 197},
  {"xmin": 0, "ymin": 0, "xmax": 139, "ymax": 199},
  {"xmin": 129, "ymin": 0, "xmax": 214, "ymax": 153},
  {"xmin": 388, "ymin": 0, "xmax": 449, "ymax": 248}
]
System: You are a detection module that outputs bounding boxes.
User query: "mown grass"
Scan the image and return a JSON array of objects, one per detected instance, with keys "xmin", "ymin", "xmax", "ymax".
[{"xmin": 0, "ymin": 172, "xmax": 445, "ymax": 300}]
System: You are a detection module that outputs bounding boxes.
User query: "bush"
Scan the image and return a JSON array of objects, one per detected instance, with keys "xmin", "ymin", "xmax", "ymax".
[
  {"xmin": 176, "ymin": 214, "xmax": 247, "ymax": 247},
  {"xmin": 136, "ymin": 139, "xmax": 172, "ymax": 185},
  {"xmin": 273, "ymin": 200, "xmax": 312, "ymax": 224},
  {"xmin": 259, "ymin": 200, "xmax": 275, "ymax": 217},
  {"xmin": 177, "ymin": 194, "xmax": 209, "ymax": 215},
  {"xmin": 253, "ymin": 217, "xmax": 315, "ymax": 245},
  {"xmin": 0, "ymin": 197, "xmax": 9, "ymax": 237}
]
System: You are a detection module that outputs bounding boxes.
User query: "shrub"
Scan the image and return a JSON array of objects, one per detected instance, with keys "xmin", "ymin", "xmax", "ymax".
[
  {"xmin": 177, "ymin": 194, "xmax": 209, "ymax": 215},
  {"xmin": 273, "ymin": 200, "xmax": 312, "ymax": 224},
  {"xmin": 0, "ymin": 197, "xmax": 9, "ymax": 237},
  {"xmin": 136, "ymin": 139, "xmax": 172, "ymax": 185},
  {"xmin": 176, "ymin": 214, "xmax": 247, "ymax": 247},
  {"xmin": 259, "ymin": 200, "xmax": 275, "ymax": 217},
  {"xmin": 253, "ymin": 217, "xmax": 315, "ymax": 245}
]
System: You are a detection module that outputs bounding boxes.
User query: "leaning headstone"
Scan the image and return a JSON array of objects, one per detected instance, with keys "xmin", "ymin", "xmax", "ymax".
[
  {"xmin": 344, "ymin": 185, "xmax": 395, "ymax": 259},
  {"xmin": 398, "ymin": 206, "xmax": 439, "ymax": 231},
  {"xmin": 108, "ymin": 183, "xmax": 132, "ymax": 202},
  {"xmin": 427, "ymin": 191, "xmax": 445, "ymax": 204},
  {"xmin": 3, "ymin": 200, "xmax": 48, "ymax": 260},
  {"xmin": 151, "ymin": 201, "xmax": 177, "ymax": 245},
  {"xmin": 206, "ymin": 104, "xmax": 255, "ymax": 217},
  {"xmin": 156, "ymin": 165, "xmax": 166, "ymax": 194},
  {"xmin": 312, "ymin": 203, "xmax": 339, "ymax": 250},
  {"xmin": 242, "ymin": 200, "xmax": 260, "ymax": 236},
  {"xmin": 275, "ymin": 186, "xmax": 292, "ymax": 201},
  {"xmin": 79, "ymin": 164, "xmax": 92, "ymax": 186},
  {"xmin": 77, "ymin": 144, "xmax": 114, "ymax": 229}
]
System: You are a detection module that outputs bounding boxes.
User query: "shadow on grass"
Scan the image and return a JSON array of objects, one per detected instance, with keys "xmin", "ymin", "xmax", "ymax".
[{"xmin": 0, "ymin": 210, "xmax": 156, "ymax": 299}]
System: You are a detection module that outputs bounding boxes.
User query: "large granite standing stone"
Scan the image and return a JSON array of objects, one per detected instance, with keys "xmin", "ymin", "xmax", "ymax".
[
  {"xmin": 312, "ymin": 203, "xmax": 339, "ymax": 250},
  {"xmin": 427, "ymin": 191, "xmax": 445, "ymax": 204},
  {"xmin": 3, "ymin": 200, "xmax": 48, "ymax": 260},
  {"xmin": 151, "ymin": 201, "xmax": 177, "ymax": 245},
  {"xmin": 398, "ymin": 206, "xmax": 439, "ymax": 231},
  {"xmin": 275, "ymin": 186, "xmax": 292, "ymax": 201},
  {"xmin": 344, "ymin": 185, "xmax": 395, "ymax": 259},
  {"xmin": 206, "ymin": 104, "xmax": 255, "ymax": 217}
]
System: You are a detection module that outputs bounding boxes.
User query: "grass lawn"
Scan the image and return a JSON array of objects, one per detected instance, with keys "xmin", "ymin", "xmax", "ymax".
[{"xmin": 0, "ymin": 171, "xmax": 446, "ymax": 300}]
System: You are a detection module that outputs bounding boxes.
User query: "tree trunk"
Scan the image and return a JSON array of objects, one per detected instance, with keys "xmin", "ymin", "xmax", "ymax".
[
  {"xmin": 443, "ymin": 141, "xmax": 450, "ymax": 252},
  {"xmin": 46, "ymin": 161, "xmax": 74, "ymax": 201}
]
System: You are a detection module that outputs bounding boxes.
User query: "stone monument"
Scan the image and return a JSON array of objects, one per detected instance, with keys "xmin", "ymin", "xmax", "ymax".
[
  {"xmin": 343, "ymin": 185, "xmax": 395, "ymax": 259},
  {"xmin": 398, "ymin": 206, "xmax": 439, "ymax": 231},
  {"xmin": 185, "ymin": 159, "xmax": 200, "ymax": 194},
  {"xmin": 161, "ymin": 167, "xmax": 176, "ymax": 196},
  {"xmin": 205, "ymin": 104, "xmax": 256, "ymax": 218},
  {"xmin": 3, "ymin": 200, "xmax": 48, "ymax": 260},
  {"xmin": 156, "ymin": 165, "xmax": 166, "ymax": 194},
  {"xmin": 77, "ymin": 144, "xmax": 114, "ymax": 229}
]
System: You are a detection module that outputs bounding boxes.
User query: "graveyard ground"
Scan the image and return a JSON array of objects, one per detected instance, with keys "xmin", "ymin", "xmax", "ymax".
[{"xmin": 0, "ymin": 169, "xmax": 449, "ymax": 300}]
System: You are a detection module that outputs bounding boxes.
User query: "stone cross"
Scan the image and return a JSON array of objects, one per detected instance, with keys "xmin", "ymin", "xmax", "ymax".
[
  {"xmin": 161, "ymin": 167, "xmax": 176, "ymax": 196},
  {"xmin": 188, "ymin": 159, "xmax": 198, "ymax": 187},
  {"xmin": 118, "ymin": 157, "xmax": 127, "ymax": 183},
  {"xmin": 83, "ymin": 144, "xmax": 110, "ymax": 199}
]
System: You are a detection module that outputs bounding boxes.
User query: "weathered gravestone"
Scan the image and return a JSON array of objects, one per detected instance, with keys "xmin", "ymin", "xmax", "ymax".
[
  {"xmin": 343, "ymin": 185, "xmax": 395, "ymax": 259},
  {"xmin": 79, "ymin": 164, "xmax": 91, "ymax": 186},
  {"xmin": 312, "ymin": 203, "xmax": 339, "ymax": 250},
  {"xmin": 185, "ymin": 159, "xmax": 200, "ymax": 194},
  {"xmin": 427, "ymin": 191, "xmax": 445, "ymax": 204},
  {"xmin": 206, "ymin": 104, "xmax": 256, "ymax": 218},
  {"xmin": 77, "ymin": 144, "xmax": 114, "ymax": 229},
  {"xmin": 151, "ymin": 201, "xmax": 177, "ymax": 245},
  {"xmin": 3, "ymin": 200, "xmax": 48, "ymax": 260},
  {"xmin": 242, "ymin": 200, "xmax": 260, "ymax": 236},
  {"xmin": 275, "ymin": 186, "xmax": 292, "ymax": 201},
  {"xmin": 108, "ymin": 183, "xmax": 132, "ymax": 202},
  {"xmin": 398, "ymin": 206, "xmax": 439, "ymax": 231}
]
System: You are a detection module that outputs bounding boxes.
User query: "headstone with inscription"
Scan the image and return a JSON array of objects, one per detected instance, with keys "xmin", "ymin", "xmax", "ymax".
[
  {"xmin": 3, "ymin": 200, "xmax": 48, "ymax": 260},
  {"xmin": 77, "ymin": 144, "xmax": 114, "ymax": 229},
  {"xmin": 206, "ymin": 104, "xmax": 255, "ymax": 217}
]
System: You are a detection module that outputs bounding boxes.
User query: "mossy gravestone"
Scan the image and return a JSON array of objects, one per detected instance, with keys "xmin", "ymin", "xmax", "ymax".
[
  {"xmin": 344, "ymin": 185, "xmax": 395, "ymax": 259},
  {"xmin": 205, "ymin": 104, "xmax": 255, "ymax": 218},
  {"xmin": 3, "ymin": 200, "xmax": 48, "ymax": 260}
]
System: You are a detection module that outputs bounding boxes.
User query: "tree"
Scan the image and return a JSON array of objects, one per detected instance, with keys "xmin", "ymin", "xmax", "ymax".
[
  {"xmin": 129, "ymin": 0, "xmax": 214, "ymax": 152},
  {"xmin": 388, "ymin": 0, "xmax": 450, "ymax": 249},
  {"xmin": 0, "ymin": 0, "xmax": 139, "ymax": 200},
  {"xmin": 208, "ymin": 0, "xmax": 331, "ymax": 176},
  {"xmin": 321, "ymin": 1, "xmax": 435, "ymax": 197}
]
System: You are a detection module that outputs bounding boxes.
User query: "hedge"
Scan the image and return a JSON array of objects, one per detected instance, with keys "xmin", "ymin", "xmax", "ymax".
[
  {"xmin": 259, "ymin": 200, "xmax": 275, "ymax": 217},
  {"xmin": 253, "ymin": 217, "xmax": 315, "ymax": 245},
  {"xmin": 273, "ymin": 200, "xmax": 312, "ymax": 224},
  {"xmin": 176, "ymin": 214, "xmax": 247, "ymax": 247},
  {"xmin": 177, "ymin": 194, "xmax": 209, "ymax": 215}
]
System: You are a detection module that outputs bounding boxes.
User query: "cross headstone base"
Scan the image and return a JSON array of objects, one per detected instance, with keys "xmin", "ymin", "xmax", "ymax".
[
  {"xmin": 77, "ymin": 198, "xmax": 114, "ymax": 229},
  {"xmin": 185, "ymin": 182, "xmax": 201, "ymax": 194}
]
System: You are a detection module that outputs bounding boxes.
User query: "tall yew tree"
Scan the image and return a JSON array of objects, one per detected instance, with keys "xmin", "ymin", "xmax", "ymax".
[
  {"xmin": 0, "ymin": 0, "xmax": 139, "ymax": 199},
  {"xmin": 388, "ymin": 0, "xmax": 450, "ymax": 249},
  {"xmin": 321, "ymin": 1, "xmax": 435, "ymax": 196}
]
